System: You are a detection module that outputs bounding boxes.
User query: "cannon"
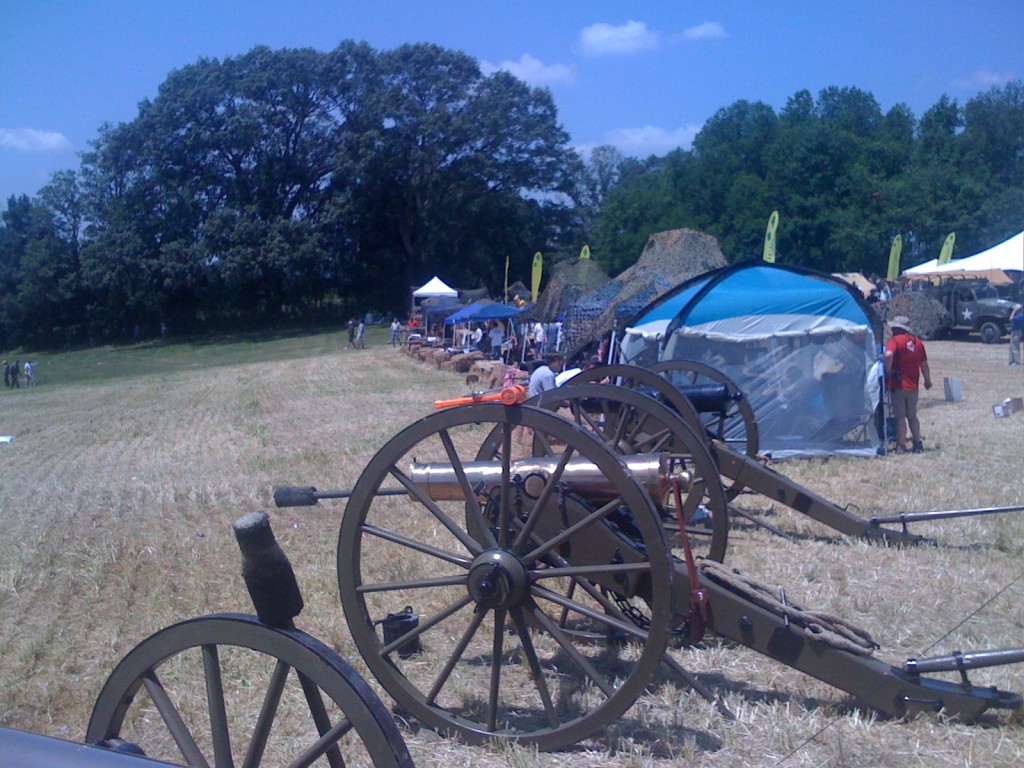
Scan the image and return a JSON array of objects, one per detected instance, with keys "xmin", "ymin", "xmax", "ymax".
[
  {"xmin": 560, "ymin": 362, "xmax": 1024, "ymax": 545},
  {"xmin": 0, "ymin": 512, "xmax": 414, "ymax": 767},
  {"xmin": 277, "ymin": 395, "xmax": 1024, "ymax": 751}
]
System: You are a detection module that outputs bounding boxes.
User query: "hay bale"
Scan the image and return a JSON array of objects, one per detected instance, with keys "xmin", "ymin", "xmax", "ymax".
[
  {"xmin": 467, "ymin": 360, "xmax": 507, "ymax": 390},
  {"xmin": 450, "ymin": 351, "xmax": 484, "ymax": 373}
]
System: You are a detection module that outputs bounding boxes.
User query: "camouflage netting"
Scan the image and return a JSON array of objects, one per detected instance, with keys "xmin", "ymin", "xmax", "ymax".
[
  {"xmin": 562, "ymin": 229, "xmax": 728, "ymax": 358},
  {"xmin": 524, "ymin": 259, "xmax": 611, "ymax": 321},
  {"xmin": 874, "ymin": 290, "xmax": 949, "ymax": 340}
]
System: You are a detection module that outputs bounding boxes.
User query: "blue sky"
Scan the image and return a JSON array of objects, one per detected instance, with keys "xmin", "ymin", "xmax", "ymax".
[{"xmin": 2, "ymin": 1, "xmax": 1021, "ymax": 206}]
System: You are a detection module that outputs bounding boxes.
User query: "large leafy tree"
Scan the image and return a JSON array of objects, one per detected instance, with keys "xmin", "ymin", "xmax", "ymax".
[
  {"xmin": 332, "ymin": 44, "xmax": 579, "ymax": 302},
  {"xmin": 588, "ymin": 82, "xmax": 1024, "ymax": 277}
]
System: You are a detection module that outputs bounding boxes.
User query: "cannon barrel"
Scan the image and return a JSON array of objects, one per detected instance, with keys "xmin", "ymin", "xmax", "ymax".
[
  {"xmin": 905, "ymin": 648, "xmax": 1024, "ymax": 675},
  {"xmin": 409, "ymin": 452, "xmax": 691, "ymax": 502},
  {"xmin": 0, "ymin": 727, "xmax": 166, "ymax": 766},
  {"xmin": 276, "ymin": 452, "xmax": 692, "ymax": 508},
  {"xmin": 871, "ymin": 504, "xmax": 1024, "ymax": 527},
  {"xmin": 675, "ymin": 383, "xmax": 739, "ymax": 413}
]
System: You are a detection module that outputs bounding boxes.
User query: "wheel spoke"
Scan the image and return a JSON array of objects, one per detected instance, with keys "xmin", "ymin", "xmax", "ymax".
[
  {"xmin": 487, "ymin": 608, "xmax": 507, "ymax": 732},
  {"xmin": 241, "ymin": 659, "xmax": 290, "ymax": 768},
  {"xmin": 529, "ymin": 561, "xmax": 652, "ymax": 581},
  {"xmin": 510, "ymin": 607, "xmax": 559, "ymax": 729},
  {"xmin": 510, "ymin": 445, "xmax": 575, "ymax": 553},
  {"xmin": 380, "ymin": 594, "xmax": 474, "ymax": 658},
  {"xmin": 521, "ymin": 496, "xmax": 622, "ymax": 565},
  {"xmin": 142, "ymin": 672, "xmax": 211, "ymax": 768},
  {"xmin": 426, "ymin": 609, "xmax": 487, "ymax": 705},
  {"xmin": 202, "ymin": 645, "xmax": 234, "ymax": 768},
  {"xmin": 528, "ymin": 606, "xmax": 614, "ymax": 698},
  {"xmin": 439, "ymin": 427, "xmax": 497, "ymax": 550},
  {"xmin": 498, "ymin": 423, "xmax": 513, "ymax": 548},
  {"xmin": 289, "ymin": 716, "xmax": 354, "ymax": 768},
  {"xmin": 531, "ymin": 584, "xmax": 649, "ymax": 642},
  {"xmin": 297, "ymin": 673, "xmax": 345, "ymax": 768},
  {"xmin": 361, "ymin": 524, "xmax": 472, "ymax": 568},
  {"xmin": 389, "ymin": 466, "xmax": 483, "ymax": 556},
  {"xmin": 357, "ymin": 573, "xmax": 468, "ymax": 593}
]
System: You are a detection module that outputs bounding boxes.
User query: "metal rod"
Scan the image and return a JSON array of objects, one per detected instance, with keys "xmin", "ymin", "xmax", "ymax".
[
  {"xmin": 904, "ymin": 648, "xmax": 1024, "ymax": 675},
  {"xmin": 871, "ymin": 505, "xmax": 1024, "ymax": 526}
]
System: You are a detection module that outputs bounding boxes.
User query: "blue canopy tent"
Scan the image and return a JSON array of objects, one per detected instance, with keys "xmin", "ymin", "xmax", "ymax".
[
  {"xmin": 619, "ymin": 261, "xmax": 883, "ymax": 457},
  {"xmin": 444, "ymin": 299, "xmax": 494, "ymax": 325},
  {"xmin": 473, "ymin": 303, "xmax": 528, "ymax": 322}
]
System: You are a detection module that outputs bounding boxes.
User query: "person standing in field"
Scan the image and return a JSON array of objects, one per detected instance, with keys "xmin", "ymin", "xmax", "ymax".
[
  {"xmin": 390, "ymin": 318, "xmax": 401, "ymax": 346},
  {"xmin": 533, "ymin": 321, "xmax": 547, "ymax": 357},
  {"xmin": 2, "ymin": 361, "xmax": 8, "ymax": 388},
  {"xmin": 884, "ymin": 316, "xmax": 932, "ymax": 453},
  {"xmin": 1009, "ymin": 303, "xmax": 1022, "ymax": 366},
  {"xmin": 487, "ymin": 321, "xmax": 504, "ymax": 361},
  {"xmin": 9, "ymin": 360, "xmax": 20, "ymax": 389},
  {"xmin": 356, "ymin": 320, "xmax": 366, "ymax": 349},
  {"xmin": 22, "ymin": 360, "xmax": 33, "ymax": 386},
  {"xmin": 347, "ymin": 320, "xmax": 357, "ymax": 349}
]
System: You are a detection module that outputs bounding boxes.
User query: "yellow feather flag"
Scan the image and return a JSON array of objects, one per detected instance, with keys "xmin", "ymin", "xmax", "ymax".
[
  {"xmin": 886, "ymin": 235, "xmax": 903, "ymax": 281},
  {"xmin": 763, "ymin": 210, "xmax": 779, "ymax": 263},
  {"xmin": 531, "ymin": 252, "xmax": 543, "ymax": 302},
  {"xmin": 580, "ymin": 244, "xmax": 591, "ymax": 260},
  {"xmin": 937, "ymin": 232, "xmax": 956, "ymax": 265}
]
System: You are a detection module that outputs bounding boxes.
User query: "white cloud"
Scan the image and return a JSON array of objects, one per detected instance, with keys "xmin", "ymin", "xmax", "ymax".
[
  {"xmin": 579, "ymin": 21, "xmax": 658, "ymax": 56},
  {"xmin": 951, "ymin": 70, "xmax": 1014, "ymax": 90},
  {"xmin": 580, "ymin": 124, "xmax": 702, "ymax": 158},
  {"xmin": 0, "ymin": 128, "xmax": 73, "ymax": 153},
  {"xmin": 481, "ymin": 54, "xmax": 575, "ymax": 87},
  {"xmin": 679, "ymin": 21, "xmax": 727, "ymax": 42}
]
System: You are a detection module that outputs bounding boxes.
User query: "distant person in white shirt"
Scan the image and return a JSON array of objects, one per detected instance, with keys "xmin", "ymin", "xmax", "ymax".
[
  {"xmin": 533, "ymin": 322, "xmax": 547, "ymax": 356},
  {"xmin": 528, "ymin": 352, "xmax": 564, "ymax": 398}
]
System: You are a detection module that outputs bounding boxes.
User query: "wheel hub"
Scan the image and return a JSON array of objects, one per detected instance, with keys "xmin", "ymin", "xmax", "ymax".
[{"xmin": 467, "ymin": 550, "xmax": 528, "ymax": 610}]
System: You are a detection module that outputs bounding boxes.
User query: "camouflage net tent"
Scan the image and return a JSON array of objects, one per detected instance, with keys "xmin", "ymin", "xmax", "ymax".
[
  {"xmin": 524, "ymin": 259, "xmax": 610, "ymax": 322},
  {"xmin": 562, "ymin": 229, "xmax": 727, "ymax": 359}
]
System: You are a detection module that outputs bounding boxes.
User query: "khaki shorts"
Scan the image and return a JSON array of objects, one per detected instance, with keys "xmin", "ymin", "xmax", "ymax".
[{"xmin": 891, "ymin": 388, "xmax": 919, "ymax": 422}]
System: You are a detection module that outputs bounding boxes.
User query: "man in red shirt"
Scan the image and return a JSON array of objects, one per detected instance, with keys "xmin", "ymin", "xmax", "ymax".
[{"xmin": 883, "ymin": 315, "xmax": 932, "ymax": 453}]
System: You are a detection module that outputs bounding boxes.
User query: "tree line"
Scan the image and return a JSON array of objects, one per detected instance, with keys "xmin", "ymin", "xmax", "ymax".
[
  {"xmin": 590, "ymin": 83, "xmax": 1024, "ymax": 276},
  {"xmin": 1, "ymin": 38, "xmax": 1021, "ymax": 349}
]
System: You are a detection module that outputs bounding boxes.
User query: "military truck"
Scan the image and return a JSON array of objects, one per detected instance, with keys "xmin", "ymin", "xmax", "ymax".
[{"xmin": 931, "ymin": 280, "xmax": 1016, "ymax": 343}]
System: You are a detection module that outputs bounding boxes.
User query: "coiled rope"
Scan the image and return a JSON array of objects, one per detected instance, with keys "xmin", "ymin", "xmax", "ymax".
[{"xmin": 699, "ymin": 560, "xmax": 879, "ymax": 656}]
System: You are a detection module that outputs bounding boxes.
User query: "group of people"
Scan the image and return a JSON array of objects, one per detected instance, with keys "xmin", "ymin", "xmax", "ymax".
[{"xmin": 2, "ymin": 359, "xmax": 33, "ymax": 389}]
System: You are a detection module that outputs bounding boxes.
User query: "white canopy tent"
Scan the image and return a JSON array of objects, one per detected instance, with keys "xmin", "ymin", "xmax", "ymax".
[
  {"xmin": 904, "ymin": 231, "xmax": 1023, "ymax": 275},
  {"xmin": 412, "ymin": 276, "xmax": 459, "ymax": 298}
]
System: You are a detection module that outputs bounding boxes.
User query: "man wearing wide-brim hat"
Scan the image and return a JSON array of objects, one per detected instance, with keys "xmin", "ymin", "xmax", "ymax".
[{"xmin": 883, "ymin": 315, "xmax": 932, "ymax": 453}]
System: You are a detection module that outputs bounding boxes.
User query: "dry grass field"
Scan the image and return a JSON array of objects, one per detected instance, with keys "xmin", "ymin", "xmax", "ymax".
[{"xmin": 0, "ymin": 328, "xmax": 1022, "ymax": 767}]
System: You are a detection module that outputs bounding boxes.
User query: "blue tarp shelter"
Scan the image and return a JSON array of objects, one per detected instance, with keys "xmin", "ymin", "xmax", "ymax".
[
  {"xmin": 473, "ymin": 303, "xmax": 528, "ymax": 322},
  {"xmin": 619, "ymin": 261, "xmax": 882, "ymax": 457},
  {"xmin": 444, "ymin": 300, "xmax": 494, "ymax": 325}
]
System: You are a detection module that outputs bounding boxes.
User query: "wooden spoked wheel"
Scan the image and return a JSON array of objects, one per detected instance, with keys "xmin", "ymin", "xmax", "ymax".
[
  {"xmin": 564, "ymin": 365, "xmax": 706, "ymax": 443},
  {"xmin": 337, "ymin": 404, "xmax": 676, "ymax": 751},
  {"xmin": 649, "ymin": 360, "xmax": 759, "ymax": 463},
  {"xmin": 87, "ymin": 614, "xmax": 414, "ymax": 768},
  {"xmin": 512, "ymin": 382, "xmax": 728, "ymax": 564}
]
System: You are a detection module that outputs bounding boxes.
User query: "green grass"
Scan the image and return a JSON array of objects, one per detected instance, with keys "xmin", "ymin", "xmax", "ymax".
[{"xmin": 2, "ymin": 326, "xmax": 394, "ymax": 390}]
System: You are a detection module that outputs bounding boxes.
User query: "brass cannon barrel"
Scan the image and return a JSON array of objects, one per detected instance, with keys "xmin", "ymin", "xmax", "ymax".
[{"xmin": 409, "ymin": 452, "xmax": 691, "ymax": 502}]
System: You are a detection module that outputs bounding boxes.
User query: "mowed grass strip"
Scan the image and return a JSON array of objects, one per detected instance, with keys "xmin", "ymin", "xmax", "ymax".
[{"xmin": 0, "ymin": 330, "xmax": 1021, "ymax": 767}]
